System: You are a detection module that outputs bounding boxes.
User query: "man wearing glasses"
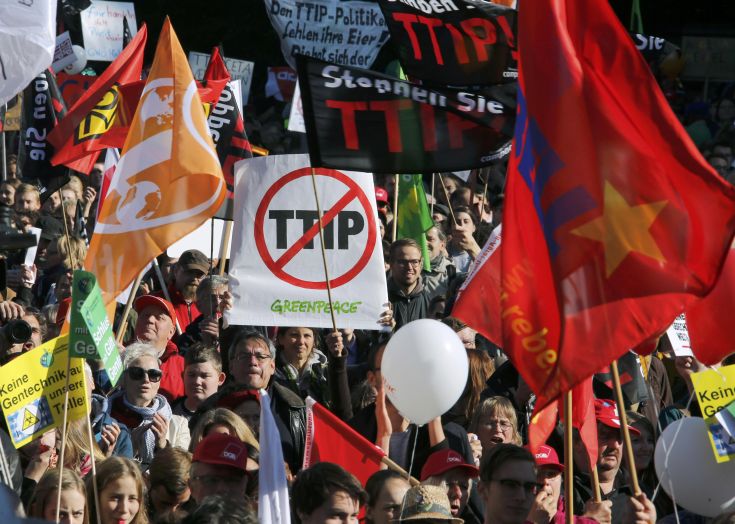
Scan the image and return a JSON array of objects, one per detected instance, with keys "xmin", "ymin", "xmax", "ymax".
[
  {"xmin": 387, "ymin": 238, "xmax": 431, "ymax": 329},
  {"xmin": 189, "ymin": 433, "xmax": 251, "ymax": 504},
  {"xmin": 478, "ymin": 444, "xmax": 540, "ymax": 524}
]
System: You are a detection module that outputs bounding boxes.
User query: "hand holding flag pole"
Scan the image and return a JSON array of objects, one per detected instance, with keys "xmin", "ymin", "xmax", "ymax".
[{"xmin": 611, "ymin": 360, "xmax": 642, "ymax": 496}]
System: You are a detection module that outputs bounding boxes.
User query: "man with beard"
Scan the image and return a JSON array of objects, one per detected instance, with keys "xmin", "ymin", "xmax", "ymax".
[
  {"xmin": 154, "ymin": 249, "xmax": 209, "ymax": 332},
  {"xmin": 421, "ymin": 449, "xmax": 482, "ymax": 523},
  {"xmin": 423, "ymin": 226, "xmax": 456, "ymax": 302},
  {"xmin": 132, "ymin": 295, "xmax": 185, "ymax": 401},
  {"xmin": 387, "ymin": 239, "xmax": 430, "ymax": 329},
  {"xmin": 572, "ymin": 399, "xmax": 657, "ymax": 524}
]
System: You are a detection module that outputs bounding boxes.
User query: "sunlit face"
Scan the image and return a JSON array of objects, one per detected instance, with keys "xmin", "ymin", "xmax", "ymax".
[
  {"xmin": 476, "ymin": 409, "xmax": 515, "ymax": 452},
  {"xmin": 174, "ymin": 266, "xmax": 206, "ymax": 300},
  {"xmin": 425, "ymin": 227, "xmax": 445, "ymax": 260},
  {"xmin": 442, "ymin": 469, "xmax": 473, "ymax": 517},
  {"xmin": 229, "ymin": 338, "xmax": 275, "ymax": 389},
  {"xmin": 597, "ymin": 423, "xmax": 623, "ymax": 473},
  {"xmin": 99, "ymin": 475, "xmax": 140, "ymax": 524},
  {"xmin": 366, "ymin": 478, "xmax": 409, "ymax": 524},
  {"xmin": 124, "ymin": 355, "xmax": 161, "ymax": 407},
  {"xmin": 16, "ymin": 191, "xmax": 40, "ymax": 212},
  {"xmin": 480, "ymin": 460, "xmax": 537, "ymax": 524},
  {"xmin": 183, "ymin": 362, "xmax": 224, "ymax": 406},
  {"xmin": 452, "ymin": 211, "xmax": 476, "ymax": 237},
  {"xmin": 0, "ymin": 183, "xmax": 15, "ymax": 207},
  {"xmin": 134, "ymin": 305, "xmax": 175, "ymax": 351},
  {"xmin": 389, "ymin": 246, "xmax": 422, "ymax": 288},
  {"xmin": 278, "ymin": 327, "xmax": 315, "ymax": 365},
  {"xmin": 299, "ymin": 490, "xmax": 360, "ymax": 524},
  {"xmin": 42, "ymin": 488, "xmax": 86, "ymax": 524}
]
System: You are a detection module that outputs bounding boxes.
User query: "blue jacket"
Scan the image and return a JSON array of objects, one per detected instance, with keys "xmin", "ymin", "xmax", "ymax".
[{"xmin": 91, "ymin": 393, "xmax": 133, "ymax": 459}]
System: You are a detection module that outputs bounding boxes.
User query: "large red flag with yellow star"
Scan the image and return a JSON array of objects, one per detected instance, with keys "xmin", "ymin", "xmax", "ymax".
[{"xmin": 499, "ymin": 0, "xmax": 735, "ymax": 411}]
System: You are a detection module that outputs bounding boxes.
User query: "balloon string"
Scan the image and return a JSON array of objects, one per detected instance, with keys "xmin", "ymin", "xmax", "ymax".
[{"xmin": 399, "ymin": 426, "xmax": 421, "ymax": 518}]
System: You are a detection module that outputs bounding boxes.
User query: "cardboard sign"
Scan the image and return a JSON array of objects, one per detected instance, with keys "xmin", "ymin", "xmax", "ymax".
[
  {"xmin": 52, "ymin": 31, "xmax": 77, "ymax": 73},
  {"xmin": 377, "ymin": 0, "xmax": 517, "ymax": 86},
  {"xmin": 666, "ymin": 313, "xmax": 693, "ymax": 357},
  {"xmin": 0, "ymin": 336, "xmax": 88, "ymax": 448},
  {"xmin": 188, "ymin": 52, "xmax": 254, "ymax": 104},
  {"xmin": 264, "ymin": 0, "xmax": 389, "ymax": 70},
  {"xmin": 69, "ymin": 270, "xmax": 123, "ymax": 386},
  {"xmin": 227, "ymin": 154, "xmax": 389, "ymax": 329},
  {"xmin": 298, "ymin": 55, "xmax": 515, "ymax": 172},
  {"xmin": 691, "ymin": 364, "xmax": 735, "ymax": 463},
  {"xmin": 81, "ymin": 1, "xmax": 137, "ymax": 62}
]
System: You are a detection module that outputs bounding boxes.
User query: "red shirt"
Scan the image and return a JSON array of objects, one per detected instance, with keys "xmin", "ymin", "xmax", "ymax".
[
  {"xmin": 159, "ymin": 340, "xmax": 185, "ymax": 402},
  {"xmin": 153, "ymin": 284, "xmax": 201, "ymax": 332}
]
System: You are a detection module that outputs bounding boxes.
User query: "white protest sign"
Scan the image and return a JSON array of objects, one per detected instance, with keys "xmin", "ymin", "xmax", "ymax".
[
  {"xmin": 167, "ymin": 219, "xmax": 228, "ymax": 259},
  {"xmin": 188, "ymin": 52, "xmax": 254, "ymax": 104},
  {"xmin": 288, "ymin": 81, "xmax": 306, "ymax": 133},
  {"xmin": 81, "ymin": 1, "xmax": 137, "ymax": 62},
  {"xmin": 227, "ymin": 154, "xmax": 388, "ymax": 329},
  {"xmin": 51, "ymin": 31, "xmax": 76, "ymax": 73},
  {"xmin": 264, "ymin": 0, "xmax": 390, "ymax": 69},
  {"xmin": 666, "ymin": 313, "xmax": 693, "ymax": 357}
]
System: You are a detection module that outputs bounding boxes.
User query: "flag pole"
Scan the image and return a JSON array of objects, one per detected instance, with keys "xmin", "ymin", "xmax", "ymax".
[
  {"xmin": 611, "ymin": 359, "xmax": 641, "ymax": 496},
  {"xmin": 564, "ymin": 390, "xmax": 574, "ymax": 524},
  {"xmin": 430, "ymin": 173, "xmax": 435, "ymax": 217},
  {"xmin": 310, "ymin": 167, "xmax": 338, "ymax": 333},
  {"xmin": 479, "ymin": 172, "xmax": 490, "ymax": 223},
  {"xmin": 115, "ymin": 270, "xmax": 144, "ymax": 344},
  {"xmin": 392, "ymin": 174, "xmax": 399, "ymax": 242},
  {"xmin": 381, "ymin": 455, "xmax": 420, "ymax": 486},
  {"xmin": 591, "ymin": 465, "xmax": 602, "ymax": 502},
  {"xmin": 438, "ymin": 174, "xmax": 458, "ymax": 227},
  {"xmin": 84, "ymin": 386, "xmax": 102, "ymax": 524},
  {"xmin": 55, "ymin": 352, "xmax": 73, "ymax": 522},
  {"xmin": 1, "ymin": 106, "xmax": 7, "ymax": 181},
  {"xmin": 218, "ymin": 220, "xmax": 234, "ymax": 276}
]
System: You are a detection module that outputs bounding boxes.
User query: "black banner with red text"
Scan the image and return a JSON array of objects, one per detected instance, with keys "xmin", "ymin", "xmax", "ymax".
[
  {"xmin": 297, "ymin": 55, "xmax": 515, "ymax": 173},
  {"xmin": 378, "ymin": 0, "xmax": 517, "ymax": 86}
]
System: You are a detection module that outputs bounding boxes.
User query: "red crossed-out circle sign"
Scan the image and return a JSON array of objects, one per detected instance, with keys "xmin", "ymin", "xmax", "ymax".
[{"xmin": 254, "ymin": 167, "xmax": 377, "ymax": 290}]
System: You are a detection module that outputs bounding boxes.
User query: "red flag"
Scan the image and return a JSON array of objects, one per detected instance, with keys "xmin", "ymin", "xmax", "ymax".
[
  {"xmin": 453, "ymin": 224, "xmax": 503, "ymax": 346},
  {"xmin": 199, "ymin": 47, "xmax": 230, "ymax": 107},
  {"xmin": 687, "ymin": 246, "xmax": 735, "ymax": 365},
  {"xmin": 304, "ymin": 398, "xmax": 385, "ymax": 486},
  {"xmin": 48, "ymin": 25, "xmax": 147, "ymax": 171},
  {"xmin": 499, "ymin": 0, "xmax": 735, "ymax": 411}
]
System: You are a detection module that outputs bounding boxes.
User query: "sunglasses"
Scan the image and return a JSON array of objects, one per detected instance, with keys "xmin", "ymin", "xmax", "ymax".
[{"xmin": 126, "ymin": 366, "xmax": 163, "ymax": 382}]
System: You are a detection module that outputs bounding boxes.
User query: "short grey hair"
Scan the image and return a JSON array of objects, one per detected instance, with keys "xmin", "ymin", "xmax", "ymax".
[
  {"xmin": 196, "ymin": 275, "xmax": 230, "ymax": 302},
  {"xmin": 123, "ymin": 342, "xmax": 161, "ymax": 369},
  {"xmin": 229, "ymin": 330, "xmax": 276, "ymax": 359}
]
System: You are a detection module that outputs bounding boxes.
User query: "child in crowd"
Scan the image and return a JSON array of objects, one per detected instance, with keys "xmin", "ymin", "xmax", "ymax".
[
  {"xmin": 87, "ymin": 456, "xmax": 148, "ymax": 524},
  {"xmin": 28, "ymin": 468, "xmax": 88, "ymax": 524},
  {"xmin": 172, "ymin": 343, "xmax": 225, "ymax": 420}
]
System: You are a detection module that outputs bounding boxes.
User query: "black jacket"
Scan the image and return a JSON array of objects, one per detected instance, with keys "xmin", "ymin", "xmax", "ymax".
[{"xmin": 387, "ymin": 276, "xmax": 430, "ymax": 329}]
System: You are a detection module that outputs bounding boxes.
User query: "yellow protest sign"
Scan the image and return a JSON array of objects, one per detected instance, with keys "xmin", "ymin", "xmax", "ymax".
[
  {"xmin": 0, "ymin": 335, "xmax": 88, "ymax": 448},
  {"xmin": 691, "ymin": 364, "xmax": 735, "ymax": 463}
]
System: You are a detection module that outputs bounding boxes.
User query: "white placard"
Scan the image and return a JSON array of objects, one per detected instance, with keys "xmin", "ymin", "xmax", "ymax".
[
  {"xmin": 227, "ymin": 154, "xmax": 388, "ymax": 329},
  {"xmin": 167, "ymin": 219, "xmax": 229, "ymax": 259},
  {"xmin": 51, "ymin": 31, "xmax": 76, "ymax": 73},
  {"xmin": 188, "ymin": 52, "xmax": 254, "ymax": 105},
  {"xmin": 24, "ymin": 228, "xmax": 42, "ymax": 267},
  {"xmin": 81, "ymin": 1, "xmax": 137, "ymax": 62},
  {"xmin": 287, "ymin": 81, "xmax": 306, "ymax": 133},
  {"xmin": 263, "ymin": 0, "xmax": 389, "ymax": 70},
  {"xmin": 666, "ymin": 313, "xmax": 693, "ymax": 357}
]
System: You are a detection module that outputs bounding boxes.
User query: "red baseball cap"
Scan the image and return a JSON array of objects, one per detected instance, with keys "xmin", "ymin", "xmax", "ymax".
[
  {"xmin": 533, "ymin": 444, "xmax": 563, "ymax": 472},
  {"xmin": 134, "ymin": 295, "xmax": 176, "ymax": 321},
  {"xmin": 375, "ymin": 187, "xmax": 389, "ymax": 204},
  {"xmin": 192, "ymin": 433, "xmax": 249, "ymax": 473},
  {"xmin": 594, "ymin": 399, "xmax": 640, "ymax": 435},
  {"xmin": 420, "ymin": 449, "xmax": 479, "ymax": 481}
]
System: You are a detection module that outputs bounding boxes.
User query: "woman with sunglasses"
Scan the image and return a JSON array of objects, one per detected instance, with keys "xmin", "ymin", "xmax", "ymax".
[{"xmin": 107, "ymin": 343, "xmax": 190, "ymax": 467}]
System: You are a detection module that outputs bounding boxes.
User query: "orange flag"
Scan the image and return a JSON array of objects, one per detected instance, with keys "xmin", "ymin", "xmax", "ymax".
[{"xmin": 85, "ymin": 18, "xmax": 225, "ymax": 306}]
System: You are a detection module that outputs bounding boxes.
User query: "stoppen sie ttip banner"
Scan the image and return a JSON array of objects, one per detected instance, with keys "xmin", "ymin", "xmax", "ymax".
[
  {"xmin": 226, "ymin": 154, "xmax": 389, "ymax": 330},
  {"xmin": 297, "ymin": 55, "xmax": 515, "ymax": 173},
  {"xmin": 378, "ymin": 0, "xmax": 517, "ymax": 86},
  {"xmin": 264, "ymin": 0, "xmax": 390, "ymax": 70}
]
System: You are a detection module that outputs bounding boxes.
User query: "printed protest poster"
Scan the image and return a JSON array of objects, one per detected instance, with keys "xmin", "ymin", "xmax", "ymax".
[
  {"xmin": 666, "ymin": 313, "xmax": 693, "ymax": 356},
  {"xmin": 81, "ymin": 1, "xmax": 137, "ymax": 61},
  {"xmin": 264, "ymin": 0, "xmax": 389, "ymax": 69},
  {"xmin": 70, "ymin": 270, "xmax": 123, "ymax": 386},
  {"xmin": 52, "ymin": 31, "xmax": 77, "ymax": 73},
  {"xmin": 691, "ymin": 364, "xmax": 735, "ymax": 463},
  {"xmin": 0, "ymin": 336, "xmax": 88, "ymax": 448},
  {"xmin": 227, "ymin": 154, "xmax": 389, "ymax": 329}
]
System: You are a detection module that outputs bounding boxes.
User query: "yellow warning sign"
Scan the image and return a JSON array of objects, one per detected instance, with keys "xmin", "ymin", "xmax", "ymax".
[{"xmin": 22, "ymin": 409, "xmax": 39, "ymax": 431}]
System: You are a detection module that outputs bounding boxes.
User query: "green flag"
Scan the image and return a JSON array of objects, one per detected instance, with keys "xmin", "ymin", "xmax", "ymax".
[{"xmin": 396, "ymin": 174, "xmax": 434, "ymax": 271}]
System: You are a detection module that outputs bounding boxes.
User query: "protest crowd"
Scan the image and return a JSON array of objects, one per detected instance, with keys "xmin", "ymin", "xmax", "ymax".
[{"xmin": 1, "ymin": 1, "xmax": 735, "ymax": 524}]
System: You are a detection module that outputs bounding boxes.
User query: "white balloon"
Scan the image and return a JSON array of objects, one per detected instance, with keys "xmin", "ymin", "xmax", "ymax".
[
  {"xmin": 382, "ymin": 319, "xmax": 469, "ymax": 425},
  {"xmin": 64, "ymin": 45, "xmax": 87, "ymax": 74},
  {"xmin": 654, "ymin": 417, "xmax": 735, "ymax": 517}
]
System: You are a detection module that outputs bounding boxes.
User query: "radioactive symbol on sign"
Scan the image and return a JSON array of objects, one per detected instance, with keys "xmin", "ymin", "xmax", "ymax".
[{"xmin": 22, "ymin": 409, "xmax": 40, "ymax": 431}]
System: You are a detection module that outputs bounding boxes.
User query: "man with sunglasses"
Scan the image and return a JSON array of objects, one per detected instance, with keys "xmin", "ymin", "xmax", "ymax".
[
  {"xmin": 478, "ymin": 443, "xmax": 540, "ymax": 524},
  {"xmin": 133, "ymin": 294, "xmax": 185, "ymax": 401}
]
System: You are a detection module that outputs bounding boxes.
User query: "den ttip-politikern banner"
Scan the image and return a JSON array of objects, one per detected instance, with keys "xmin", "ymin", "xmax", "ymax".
[{"xmin": 227, "ymin": 154, "xmax": 389, "ymax": 329}]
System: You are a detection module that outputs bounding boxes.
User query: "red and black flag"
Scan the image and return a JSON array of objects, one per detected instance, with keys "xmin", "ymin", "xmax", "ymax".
[
  {"xmin": 377, "ymin": 0, "xmax": 517, "ymax": 86},
  {"xmin": 18, "ymin": 69, "xmax": 95, "ymax": 182},
  {"xmin": 47, "ymin": 24, "xmax": 147, "ymax": 173},
  {"xmin": 297, "ymin": 55, "xmax": 515, "ymax": 173},
  {"xmin": 202, "ymin": 48, "xmax": 253, "ymax": 220}
]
